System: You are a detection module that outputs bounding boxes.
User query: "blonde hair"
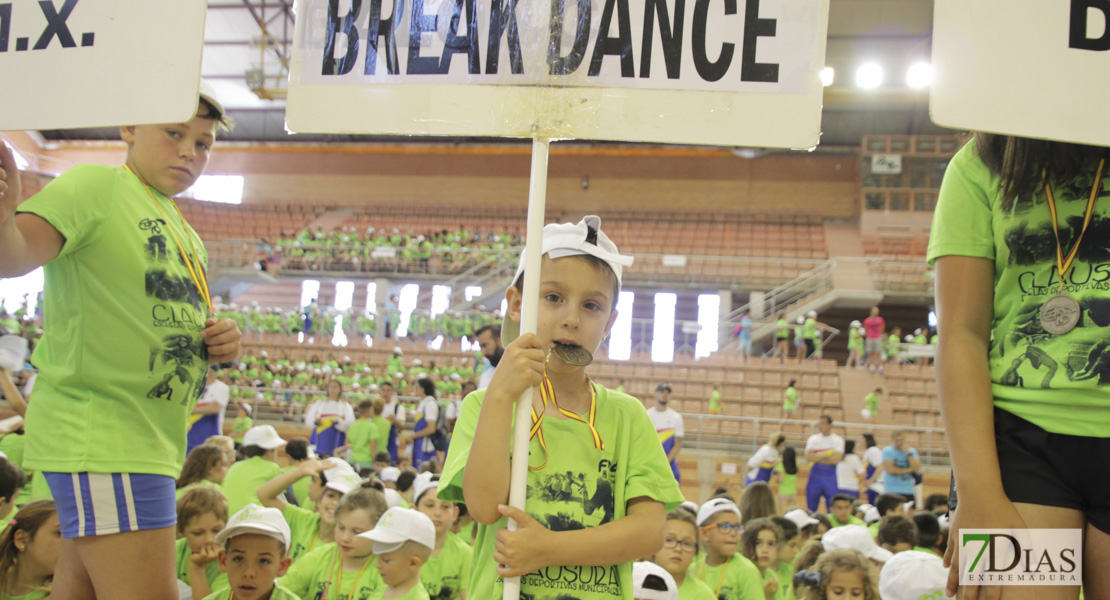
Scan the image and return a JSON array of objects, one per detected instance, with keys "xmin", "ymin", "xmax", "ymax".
[
  {"xmin": 177, "ymin": 487, "xmax": 229, "ymax": 531},
  {"xmin": 398, "ymin": 539, "xmax": 432, "ymax": 562},
  {"xmin": 799, "ymin": 549, "xmax": 879, "ymax": 600},
  {"xmin": 0, "ymin": 501, "xmax": 57, "ymax": 596}
]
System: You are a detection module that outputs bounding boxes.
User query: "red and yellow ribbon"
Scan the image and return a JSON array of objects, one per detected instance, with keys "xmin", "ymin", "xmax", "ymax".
[
  {"xmin": 527, "ymin": 374, "xmax": 603, "ymax": 471},
  {"xmin": 1042, "ymin": 159, "xmax": 1106, "ymax": 293}
]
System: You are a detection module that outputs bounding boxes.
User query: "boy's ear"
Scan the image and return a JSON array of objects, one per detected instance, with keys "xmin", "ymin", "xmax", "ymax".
[
  {"xmin": 217, "ymin": 549, "xmax": 229, "ymax": 573},
  {"xmin": 409, "ymin": 554, "xmax": 423, "ymax": 571},
  {"xmin": 120, "ymin": 126, "xmax": 137, "ymax": 145},
  {"xmin": 277, "ymin": 556, "xmax": 293, "ymax": 577},
  {"xmin": 505, "ymin": 287, "xmax": 523, "ymax": 324}
]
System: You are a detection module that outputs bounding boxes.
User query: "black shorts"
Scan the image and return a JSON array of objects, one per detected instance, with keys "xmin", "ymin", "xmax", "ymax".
[
  {"xmin": 994, "ymin": 406, "xmax": 1110, "ymax": 534},
  {"xmin": 804, "ymin": 339, "xmax": 815, "ymax": 357}
]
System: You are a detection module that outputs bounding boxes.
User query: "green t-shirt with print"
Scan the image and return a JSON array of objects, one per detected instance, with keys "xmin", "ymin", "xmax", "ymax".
[
  {"xmin": 692, "ymin": 554, "xmax": 765, "ymax": 600},
  {"xmin": 175, "ymin": 537, "xmax": 230, "ymax": 594},
  {"xmin": 420, "ymin": 532, "xmax": 472, "ymax": 600},
  {"xmin": 279, "ymin": 543, "xmax": 384, "ymax": 600},
  {"xmin": 783, "ymin": 388, "xmax": 798, "ymax": 411},
  {"xmin": 678, "ymin": 573, "xmax": 717, "ymax": 600},
  {"xmin": 18, "ymin": 165, "xmax": 210, "ymax": 478},
  {"xmin": 201, "ymin": 582, "xmax": 300, "ymax": 600},
  {"xmin": 439, "ymin": 385, "xmax": 685, "ymax": 600},
  {"xmin": 347, "ymin": 418, "xmax": 379, "ymax": 464},
  {"xmin": 928, "ymin": 140, "xmax": 1110, "ymax": 436},
  {"xmin": 369, "ymin": 583, "xmax": 432, "ymax": 600},
  {"xmin": 222, "ymin": 456, "xmax": 283, "ymax": 515},
  {"xmin": 774, "ymin": 561, "xmax": 796, "ymax": 600},
  {"xmin": 283, "ymin": 503, "xmax": 324, "ymax": 562},
  {"xmin": 708, "ymin": 391, "xmax": 721, "ymax": 412}
]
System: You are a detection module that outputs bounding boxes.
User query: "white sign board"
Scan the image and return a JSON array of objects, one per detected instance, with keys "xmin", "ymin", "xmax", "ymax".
[
  {"xmin": 720, "ymin": 462, "xmax": 737, "ymax": 475},
  {"xmin": 870, "ymin": 154, "xmax": 901, "ymax": 175},
  {"xmin": 931, "ymin": 0, "xmax": 1110, "ymax": 146},
  {"xmin": 0, "ymin": 1, "xmax": 206, "ymax": 131},
  {"xmin": 287, "ymin": 0, "xmax": 830, "ymax": 148},
  {"xmin": 661, "ymin": 255, "xmax": 687, "ymax": 267}
]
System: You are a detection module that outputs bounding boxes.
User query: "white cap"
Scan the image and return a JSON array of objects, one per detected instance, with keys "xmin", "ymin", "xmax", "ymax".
[
  {"xmin": 394, "ymin": 372, "xmax": 404, "ymax": 379},
  {"xmin": 914, "ymin": 328, "xmax": 923, "ymax": 335},
  {"xmin": 239, "ymin": 403, "xmax": 252, "ymax": 414},
  {"xmin": 368, "ymin": 384, "xmax": 380, "ymax": 392},
  {"xmin": 384, "ymin": 488, "xmax": 405, "ymax": 508},
  {"xmin": 259, "ymin": 351, "xmax": 268, "ymax": 358},
  {"xmin": 784, "ymin": 509, "xmax": 820, "ymax": 530},
  {"xmin": 696, "ymin": 498, "xmax": 741, "ymax": 526},
  {"xmin": 632, "ymin": 561, "xmax": 678, "ymax": 600},
  {"xmin": 503, "ymin": 216, "xmax": 633, "ymax": 346},
  {"xmin": 243, "ymin": 425, "xmax": 286, "ymax": 450},
  {"xmin": 796, "ymin": 316, "xmax": 805, "ymax": 324},
  {"xmin": 0, "ymin": 335, "xmax": 31, "ymax": 370},
  {"xmin": 879, "ymin": 551, "xmax": 948, "ymax": 600},
  {"xmin": 807, "ymin": 310, "xmax": 817, "ymax": 318},
  {"xmin": 411, "ymin": 472, "xmax": 438, "ymax": 505},
  {"xmin": 358, "ymin": 507, "xmax": 436, "ymax": 554},
  {"xmin": 850, "ymin": 320, "xmax": 862, "ymax": 328},
  {"xmin": 380, "ymin": 467, "xmax": 401, "ymax": 483},
  {"xmin": 905, "ymin": 334, "xmax": 915, "ymax": 342},
  {"xmin": 864, "ymin": 505, "xmax": 881, "ymax": 524},
  {"xmin": 679, "ymin": 501, "xmax": 698, "ymax": 515},
  {"xmin": 215, "ymin": 504, "xmax": 291, "ymax": 550},
  {"xmin": 860, "ymin": 408, "xmax": 872, "ymax": 419},
  {"xmin": 412, "ymin": 359, "xmax": 423, "ymax": 367},
  {"xmin": 324, "ymin": 469, "xmax": 362, "ymax": 495},
  {"xmin": 821, "ymin": 525, "xmax": 893, "ymax": 562},
  {"xmin": 393, "ymin": 347, "xmax": 403, "ymax": 355},
  {"xmin": 904, "ymin": 501, "xmax": 916, "ymax": 513},
  {"xmin": 198, "ymin": 79, "xmax": 226, "ymax": 116},
  {"xmin": 449, "ymin": 373, "xmax": 461, "ymax": 381},
  {"xmin": 0, "ymin": 416, "xmax": 24, "ymax": 432}
]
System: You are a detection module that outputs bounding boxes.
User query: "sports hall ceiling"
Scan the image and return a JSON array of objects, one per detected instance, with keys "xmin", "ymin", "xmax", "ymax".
[{"xmin": 36, "ymin": 0, "xmax": 950, "ymax": 149}]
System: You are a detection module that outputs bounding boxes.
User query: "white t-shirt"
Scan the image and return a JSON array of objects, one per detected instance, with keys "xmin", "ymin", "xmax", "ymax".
[
  {"xmin": 805, "ymin": 433, "xmax": 845, "ymax": 461},
  {"xmin": 836, "ymin": 453, "xmax": 865, "ymax": 490},
  {"xmin": 747, "ymin": 445, "xmax": 781, "ymax": 470},
  {"xmin": 304, "ymin": 399, "xmax": 355, "ymax": 432},
  {"xmin": 646, "ymin": 406, "xmax": 684, "ymax": 438},
  {"xmin": 446, "ymin": 399, "xmax": 461, "ymax": 421},
  {"xmin": 383, "ymin": 400, "xmax": 406, "ymax": 427},
  {"xmin": 862, "ymin": 446, "xmax": 885, "ymax": 492},
  {"xmin": 416, "ymin": 396, "xmax": 440, "ymax": 453},
  {"xmin": 477, "ymin": 362, "xmax": 496, "ymax": 390},
  {"xmin": 198, "ymin": 379, "xmax": 230, "ymax": 432}
]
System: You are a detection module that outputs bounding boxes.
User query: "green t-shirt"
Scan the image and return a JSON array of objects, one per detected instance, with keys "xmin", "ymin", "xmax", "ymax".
[
  {"xmin": 928, "ymin": 140, "xmax": 1110, "ymax": 436},
  {"xmin": 279, "ymin": 543, "xmax": 384, "ymax": 600},
  {"xmin": 692, "ymin": 554, "xmax": 765, "ymax": 600},
  {"xmin": 201, "ymin": 582, "xmax": 301, "ymax": 600},
  {"xmin": 3, "ymin": 590, "xmax": 49, "ymax": 600},
  {"xmin": 283, "ymin": 503, "xmax": 324, "ymax": 562},
  {"xmin": 773, "ymin": 464, "xmax": 797, "ymax": 496},
  {"xmin": 864, "ymin": 393, "xmax": 880, "ymax": 412},
  {"xmin": 347, "ymin": 418, "xmax": 379, "ymax": 464},
  {"xmin": 223, "ymin": 456, "xmax": 283, "ymax": 515},
  {"xmin": 18, "ymin": 165, "xmax": 210, "ymax": 478},
  {"xmin": 708, "ymin": 391, "xmax": 721, "ymax": 412},
  {"xmin": 678, "ymin": 574, "xmax": 717, "ymax": 600},
  {"xmin": 439, "ymin": 385, "xmax": 685, "ymax": 600},
  {"xmin": 802, "ymin": 318, "xmax": 817, "ymax": 340},
  {"xmin": 175, "ymin": 537, "xmax": 229, "ymax": 593},
  {"xmin": 283, "ymin": 464, "xmax": 313, "ymax": 511},
  {"xmin": 774, "ymin": 561, "xmax": 796, "ymax": 600},
  {"xmin": 783, "ymin": 388, "xmax": 798, "ymax": 411},
  {"xmin": 232, "ymin": 417, "xmax": 253, "ymax": 442},
  {"xmin": 370, "ymin": 416, "xmax": 391, "ymax": 457},
  {"xmin": 420, "ymin": 532, "xmax": 472, "ymax": 600},
  {"xmin": 775, "ymin": 319, "xmax": 790, "ymax": 339},
  {"xmin": 370, "ymin": 583, "xmax": 432, "ymax": 600},
  {"xmin": 848, "ymin": 327, "xmax": 863, "ymax": 350}
]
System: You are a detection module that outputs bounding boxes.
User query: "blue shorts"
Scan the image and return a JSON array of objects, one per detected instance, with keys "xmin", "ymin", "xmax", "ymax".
[{"xmin": 44, "ymin": 472, "xmax": 177, "ymax": 539}]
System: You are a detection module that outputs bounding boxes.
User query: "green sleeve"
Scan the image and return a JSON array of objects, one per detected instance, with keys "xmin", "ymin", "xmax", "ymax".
[
  {"xmin": 278, "ymin": 544, "xmax": 330, "ymax": 598},
  {"xmin": 927, "ymin": 141, "xmax": 998, "ymax": 265},
  {"xmin": 206, "ymin": 561, "xmax": 230, "ymax": 592},
  {"xmin": 175, "ymin": 537, "xmax": 191, "ymax": 583},
  {"xmin": 734, "ymin": 556, "xmax": 767, "ymax": 600},
  {"xmin": 15, "ymin": 164, "xmax": 114, "ymax": 259},
  {"xmin": 625, "ymin": 402, "xmax": 685, "ymax": 511},
  {"xmin": 438, "ymin": 391, "xmax": 483, "ymax": 503}
]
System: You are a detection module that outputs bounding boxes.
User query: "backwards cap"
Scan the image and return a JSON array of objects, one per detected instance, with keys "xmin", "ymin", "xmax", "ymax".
[
  {"xmin": 879, "ymin": 551, "xmax": 948, "ymax": 600},
  {"xmin": 198, "ymin": 79, "xmax": 225, "ymax": 116},
  {"xmin": 696, "ymin": 498, "xmax": 741, "ymax": 526},
  {"xmin": 502, "ymin": 215, "xmax": 633, "ymax": 347}
]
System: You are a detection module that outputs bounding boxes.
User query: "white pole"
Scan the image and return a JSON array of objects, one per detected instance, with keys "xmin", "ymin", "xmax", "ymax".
[{"xmin": 502, "ymin": 137, "xmax": 549, "ymax": 600}]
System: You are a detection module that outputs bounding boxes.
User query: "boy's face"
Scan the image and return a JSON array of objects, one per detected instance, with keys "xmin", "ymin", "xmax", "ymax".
[
  {"xmin": 832, "ymin": 500, "xmax": 852, "ymax": 524},
  {"xmin": 219, "ymin": 534, "xmax": 292, "ymax": 600},
  {"xmin": 507, "ymin": 256, "xmax": 619, "ymax": 368},
  {"xmin": 415, "ymin": 493, "xmax": 458, "ymax": 536},
  {"xmin": 376, "ymin": 547, "xmax": 420, "ymax": 587},
  {"xmin": 655, "ymin": 519, "xmax": 698, "ymax": 578},
  {"xmin": 701, "ymin": 512, "xmax": 741, "ymax": 557},
  {"xmin": 181, "ymin": 512, "xmax": 227, "ymax": 552},
  {"xmin": 777, "ymin": 535, "xmax": 800, "ymax": 564},
  {"xmin": 120, "ymin": 101, "xmax": 217, "ymax": 197},
  {"xmin": 373, "ymin": 460, "xmax": 389, "ymax": 472}
]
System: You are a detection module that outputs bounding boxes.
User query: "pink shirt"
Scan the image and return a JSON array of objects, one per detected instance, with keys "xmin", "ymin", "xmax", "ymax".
[{"xmin": 864, "ymin": 316, "xmax": 885, "ymax": 339}]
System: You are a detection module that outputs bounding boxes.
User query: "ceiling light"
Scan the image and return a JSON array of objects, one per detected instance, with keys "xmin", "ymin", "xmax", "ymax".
[
  {"xmin": 906, "ymin": 62, "xmax": 933, "ymax": 89},
  {"xmin": 856, "ymin": 63, "xmax": 883, "ymax": 90},
  {"xmin": 820, "ymin": 67, "xmax": 834, "ymax": 87}
]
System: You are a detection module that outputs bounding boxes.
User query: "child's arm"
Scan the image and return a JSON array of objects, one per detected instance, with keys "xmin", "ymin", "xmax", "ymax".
[
  {"xmin": 462, "ymin": 334, "xmax": 545, "ymax": 524},
  {"xmin": 0, "ymin": 370, "xmax": 28, "ymax": 417},
  {"xmin": 492, "ymin": 496, "xmax": 665, "ymax": 577},
  {"xmin": 0, "ymin": 146, "xmax": 64, "ymax": 278},
  {"xmin": 188, "ymin": 544, "xmax": 220, "ymax": 599},
  {"xmin": 257, "ymin": 459, "xmax": 335, "ymax": 510}
]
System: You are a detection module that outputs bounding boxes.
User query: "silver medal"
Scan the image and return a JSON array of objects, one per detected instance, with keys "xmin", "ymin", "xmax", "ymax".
[
  {"xmin": 551, "ymin": 342, "xmax": 593, "ymax": 366},
  {"xmin": 1039, "ymin": 293, "xmax": 1081, "ymax": 335}
]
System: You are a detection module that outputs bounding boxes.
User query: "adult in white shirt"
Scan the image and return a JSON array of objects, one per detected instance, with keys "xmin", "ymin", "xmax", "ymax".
[
  {"xmin": 860, "ymin": 433, "xmax": 885, "ymax": 505},
  {"xmin": 835, "ymin": 439, "xmax": 866, "ymax": 498},
  {"xmin": 187, "ymin": 366, "xmax": 230, "ymax": 454},
  {"xmin": 305, "ymin": 379, "xmax": 356, "ymax": 456},
  {"xmin": 744, "ymin": 432, "xmax": 786, "ymax": 485},
  {"xmin": 646, "ymin": 383, "xmax": 684, "ymax": 482},
  {"xmin": 403, "ymin": 378, "xmax": 440, "ymax": 467},
  {"xmin": 804, "ymin": 415, "xmax": 845, "ymax": 512},
  {"xmin": 475, "ymin": 324, "xmax": 504, "ymax": 389}
]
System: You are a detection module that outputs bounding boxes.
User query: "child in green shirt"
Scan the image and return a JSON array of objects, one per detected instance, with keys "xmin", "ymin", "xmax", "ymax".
[
  {"xmin": 176, "ymin": 487, "xmax": 231, "ymax": 599},
  {"xmin": 693, "ymin": 499, "xmax": 765, "ymax": 600},
  {"xmin": 708, "ymin": 384, "xmax": 721, "ymax": 415},
  {"xmin": 360, "ymin": 507, "xmax": 436, "ymax": 600},
  {"xmin": 1, "ymin": 83, "xmax": 242, "ymax": 599},
  {"xmin": 339, "ymin": 400, "xmax": 380, "ymax": 471},
  {"xmin": 740, "ymin": 518, "xmax": 783, "ymax": 600},
  {"xmin": 0, "ymin": 500, "xmax": 57, "ymax": 600},
  {"xmin": 649, "ymin": 507, "xmax": 717, "ymax": 600},
  {"xmin": 769, "ymin": 517, "xmax": 800, "ymax": 600},
  {"xmin": 411, "ymin": 475, "xmax": 471, "ymax": 600},
  {"xmin": 232, "ymin": 405, "xmax": 254, "ymax": 448},
  {"xmin": 223, "ymin": 426, "xmax": 285, "ymax": 515},
  {"xmin": 205, "ymin": 504, "xmax": 298, "ymax": 600}
]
